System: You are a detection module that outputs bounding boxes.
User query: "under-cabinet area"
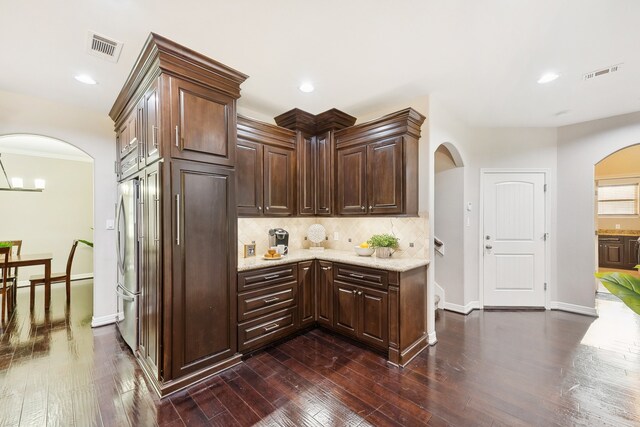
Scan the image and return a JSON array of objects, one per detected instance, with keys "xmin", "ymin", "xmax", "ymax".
[
  {"xmin": 237, "ymin": 250, "xmax": 429, "ymax": 367},
  {"xmin": 598, "ymin": 233, "xmax": 640, "ymax": 270}
]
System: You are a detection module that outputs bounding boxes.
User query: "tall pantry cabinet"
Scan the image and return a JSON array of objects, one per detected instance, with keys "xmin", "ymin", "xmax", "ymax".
[{"xmin": 110, "ymin": 33, "xmax": 247, "ymax": 396}]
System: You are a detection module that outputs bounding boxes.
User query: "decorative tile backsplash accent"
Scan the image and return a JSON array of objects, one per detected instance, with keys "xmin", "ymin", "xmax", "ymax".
[{"xmin": 238, "ymin": 213, "xmax": 429, "ymax": 259}]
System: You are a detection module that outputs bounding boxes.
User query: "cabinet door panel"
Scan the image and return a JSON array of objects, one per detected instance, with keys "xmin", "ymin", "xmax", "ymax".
[
  {"xmin": 359, "ymin": 287, "xmax": 388, "ymax": 349},
  {"xmin": 603, "ymin": 242, "xmax": 625, "ymax": 268},
  {"xmin": 336, "ymin": 146, "xmax": 367, "ymax": 215},
  {"xmin": 298, "ymin": 134, "xmax": 315, "ymax": 215},
  {"xmin": 316, "ymin": 261, "xmax": 333, "ymax": 326},
  {"xmin": 144, "ymin": 79, "xmax": 160, "ymax": 164},
  {"xmin": 236, "ymin": 140, "xmax": 264, "ymax": 216},
  {"xmin": 298, "ymin": 261, "xmax": 315, "ymax": 328},
  {"xmin": 170, "ymin": 77, "xmax": 235, "ymax": 166},
  {"xmin": 367, "ymin": 138, "xmax": 403, "ymax": 215},
  {"xmin": 625, "ymin": 236, "xmax": 640, "ymax": 269},
  {"xmin": 316, "ymin": 132, "xmax": 333, "ymax": 215},
  {"xmin": 333, "ymin": 281, "xmax": 358, "ymax": 337},
  {"xmin": 263, "ymin": 145, "xmax": 294, "ymax": 215},
  {"xmin": 171, "ymin": 160, "xmax": 236, "ymax": 377},
  {"xmin": 141, "ymin": 163, "xmax": 161, "ymax": 375}
]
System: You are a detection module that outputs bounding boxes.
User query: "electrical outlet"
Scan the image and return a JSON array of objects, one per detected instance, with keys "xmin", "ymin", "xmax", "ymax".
[
  {"xmin": 348, "ymin": 238, "xmax": 352, "ymax": 243},
  {"xmin": 615, "ymin": 224, "xmax": 621, "ymax": 229},
  {"xmin": 409, "ymin": 242, "xmax": 414, "ymax": 248}
]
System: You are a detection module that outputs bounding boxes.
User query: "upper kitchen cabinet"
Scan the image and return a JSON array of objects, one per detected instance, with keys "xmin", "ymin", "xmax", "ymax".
[
  {"xmin": 237, "ymin": 115, "xmax": 296, "ymax": 217},
  {"xmin": 275, "ymin": 108, "xmax": 356, "ymax": 216},
  {"xmin": 334, "ymin": 108, "xmax": 425, "ymax": 216},
  {"xmin": 169, "ymin": 77, "xmax": 237, "ymax": 166},
  {"xmin": 110, "ymin": 33, "xmax": 248, "ymax": 178}
]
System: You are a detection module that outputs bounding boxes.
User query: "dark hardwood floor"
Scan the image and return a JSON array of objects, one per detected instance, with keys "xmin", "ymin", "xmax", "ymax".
[{"xmin": 1, "ymin": 282, "xmax": 639, "ymax": 426}]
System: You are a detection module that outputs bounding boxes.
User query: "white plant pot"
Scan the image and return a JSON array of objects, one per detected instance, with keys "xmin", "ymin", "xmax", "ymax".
[{"xmin": 375, "ymin": 247, "xmax": 395, "ymax": 258}]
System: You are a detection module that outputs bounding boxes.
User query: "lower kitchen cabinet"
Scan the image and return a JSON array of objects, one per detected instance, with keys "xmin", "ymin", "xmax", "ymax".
[
  {"xmin": 236, "ymin": 260, "xmax": 427, "ymax": 367},
  {"xmin": 298, "ymin": 261, "xmax": 316, "ymax": 328},
  {"xmin": 316, "ymin": 261, "xmax": 333, "ymax": 326},
  {"xmin": 598, "ymin": 235, "xmax": 640, "ymax": 270}
]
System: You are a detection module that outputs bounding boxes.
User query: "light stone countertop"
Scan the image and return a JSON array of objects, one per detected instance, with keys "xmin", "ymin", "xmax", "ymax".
[
  {"xmin": 237, "ymin": 249, "xmax": 429, "ymax": 273},
  {"xmin": 598, "ymin": 229, "xmax": 640, "ymax": 236}
]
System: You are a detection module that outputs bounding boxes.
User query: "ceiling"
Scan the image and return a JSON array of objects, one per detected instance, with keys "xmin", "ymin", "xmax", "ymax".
[
  {"xmin": 1, "ymin": 0, "xmax": 638, "ymax": 127},
  {"xmin": 0, "ymin": 135, "xmax": 93, "ymax": 162}
]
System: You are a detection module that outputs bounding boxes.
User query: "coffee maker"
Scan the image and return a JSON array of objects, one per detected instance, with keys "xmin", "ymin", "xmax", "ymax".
[{"xmin": 268, "ymin": 228, "xmax": 289, "ymax": 255}]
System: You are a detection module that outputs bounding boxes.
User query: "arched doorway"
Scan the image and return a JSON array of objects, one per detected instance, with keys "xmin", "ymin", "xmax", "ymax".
[
  {"xmin": 433, "ymin": 143, "xmax": 465, "ymax": 313},
  {"xmin": 594, "ymin": 144, "xmax": 640, "ymax": 294},
  {"xmin": 0, "ymin": 134, "xmax": 94, "ymax": 319}
]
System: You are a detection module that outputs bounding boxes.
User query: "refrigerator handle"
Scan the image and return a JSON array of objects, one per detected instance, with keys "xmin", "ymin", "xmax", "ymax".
[
  {"xmin": 116, "ymin": 192, "xmax": 125, "ymax": 275},
  {"xmin": 116, "ymin": 288, "xmax": 135, "ymax": 302}
]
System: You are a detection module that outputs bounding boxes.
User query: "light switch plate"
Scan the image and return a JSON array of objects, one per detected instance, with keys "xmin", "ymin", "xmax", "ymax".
[{"xmin": 106, "ymin": 219, "xmax": 114, "ymax": 230}]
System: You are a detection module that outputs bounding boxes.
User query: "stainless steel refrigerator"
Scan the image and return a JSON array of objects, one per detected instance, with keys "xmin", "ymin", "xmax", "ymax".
[{"xmin": 116, "ymin": 178, "xmax": 140, "ymax": 351}]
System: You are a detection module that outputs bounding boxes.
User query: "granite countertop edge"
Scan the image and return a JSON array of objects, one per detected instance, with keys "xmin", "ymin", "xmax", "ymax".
[
  {"xmin": 237, "ymin": 249, "xmax": 429, "ymax": 273},
  {"xmin": 598, "ymin": 229, "xmax": 640, "ymax": 236}
]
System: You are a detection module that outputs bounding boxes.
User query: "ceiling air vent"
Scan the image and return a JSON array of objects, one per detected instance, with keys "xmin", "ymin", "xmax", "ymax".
[
  {"xmin": 86, "ymin": 31, "xmax": 123, "ymax": 63},
  {"xmin": 583, "ymin": 64, "xmax": 622, "ymax": 81}
]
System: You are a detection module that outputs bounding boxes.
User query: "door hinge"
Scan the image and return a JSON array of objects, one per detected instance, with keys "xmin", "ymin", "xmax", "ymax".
[
  {"xmin": 543, "ymin": 233, "xmax": 549, "ymax": 241},
  {"xmin": 114, "ymin": 161, "xmax": 119, "ymax": 175},
  {"xmin": 544, "ymin": 282, "xmax": 548, "ymax": 291},
  {"xmin": 544, "ymin": 184, "xmax": 547, "ymax": 192}
]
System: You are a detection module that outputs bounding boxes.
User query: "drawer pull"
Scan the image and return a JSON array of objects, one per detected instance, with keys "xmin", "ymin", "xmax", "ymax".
[
  {"xmin": 322, "ymin": 266, "xmax": 332, "ymax": 271},
  {"xmin": 303, "ymin": 267, "xmax": 310, "ymax": 271},
  {"xmin": 263, "ymin": 297, "xmax": 280, "ymax": 304},
  {"xmin": 263, "ymin": 323, "xmax": 279, "ymax": 332},
  {"xmin": 349, "ymin": 273, "xmax": 365, "ymax": 279},
  {"xmin": 263, "ymin": 274, "xmax": 280, "ymax": 280}
]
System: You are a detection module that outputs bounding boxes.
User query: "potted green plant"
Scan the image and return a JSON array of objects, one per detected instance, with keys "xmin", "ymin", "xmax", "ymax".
[
  {"xmin": 367, "ymin": 234, "xmax": 400, "ymax": 258},
  {"xmin": 594, "ymin": 266, "xmax": 640, "ymax": 315}
]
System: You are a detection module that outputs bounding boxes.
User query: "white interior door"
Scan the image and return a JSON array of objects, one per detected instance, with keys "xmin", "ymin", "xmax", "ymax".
[{"xmin": 483, "ymin": 172, "xmax": 546, "ymax": 307}]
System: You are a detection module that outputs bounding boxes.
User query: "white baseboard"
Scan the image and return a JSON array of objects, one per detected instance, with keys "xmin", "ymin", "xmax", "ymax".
[
  {"xmin": 433, "ymin": 281, "xmax": 445, "ymax": 309},
  {"xmin": 444, "ymin": 300, "xmax": 480, "ymax": 315},
  {"xmin": 427, "ymin": 330, "xmax": 438, "ymax": 345},
  {"xmin": 91, "ymin": 313, "xmax": 118, "ymax": 328},
  {"xmin": 550, "ymin": 301, "xmax": 598, "ymax": 317},
  {"xmin": 16, "ymin": 273, "xmax": 93, "ymax": 288}
]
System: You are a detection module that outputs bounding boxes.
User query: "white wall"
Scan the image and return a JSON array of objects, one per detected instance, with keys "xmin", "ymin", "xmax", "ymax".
[
  {"xmin": 557, "ymin": 111, "xmax": 640, "ymax": 308},
  {"xmin": 0, "ymin": 89, "xmax": 117, "ymax": 326},
  {"xmin": 0, "ymin": 154, "xmax": 93, "ymax": 284},
  {"xmin": 434, "ymin": 149, "xmax": 464, "ymax": 306}
]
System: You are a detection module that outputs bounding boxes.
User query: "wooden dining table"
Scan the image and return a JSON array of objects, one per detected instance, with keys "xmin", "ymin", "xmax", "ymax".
[{"xmin": 5, "ymin": 253, "xmax": 53, "ymax": 310}]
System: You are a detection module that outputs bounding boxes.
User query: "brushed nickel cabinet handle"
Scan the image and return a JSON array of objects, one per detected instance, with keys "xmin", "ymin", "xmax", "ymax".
[
  {"xmin": 263, "ymin": 297, "xmax": 280, "ymax": 304},
  {"xmin": 263, "ymin": 323, "xmax": 279, "ymax": 332},
  {"xmin": 152, "ymin": 125, "xmax": 158, "ymax": 148},
  {"xmin": 357, "ymin": 290, "xmax": 363, "ymax": 296},
  {"xmin": 264, "ymin": 274, "xmax": 280, "ymax": 280},
  {"xmin": 350, "ymin": 273, "xmax": 364, "ymax": 279},
  {"xmin": 175, "ymin": 125, "xmax": 179, "ymax": 147},
  {"xmin": 303, "ymin": 267, "xmax": 310, "ymax": 271},
  {"xmin": 361, "ymin": 206, "xmax": 365, "ymax": 211},
  {"xmin": 369, "ymin": 206, "xmax": 372, "ymax": 209},
  {"xmin": 175, "ymin": 194, "xmax": 180, "ymax": 246}
]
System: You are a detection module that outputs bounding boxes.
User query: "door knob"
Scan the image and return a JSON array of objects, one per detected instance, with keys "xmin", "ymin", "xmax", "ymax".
[{"xmin": 485, "ymin": 244, "xmax": 493, "ymax": 249}]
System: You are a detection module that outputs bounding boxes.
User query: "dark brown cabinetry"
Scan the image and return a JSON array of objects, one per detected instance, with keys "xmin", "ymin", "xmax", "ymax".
[
  {"xmin": 335, "ymin": 108, "xmax": 425, "ymax": 216},
  {"xmin": 237, "ymin": 265, "xmax": 298, "ymax": 352},
  {"xmin": 236, "ymin": 116, "xmax": 296, "ymax": 216},
  {"xmin": 275, "ymin": 108, "xmax": 356, "ymax": 216},
  {"xmin": 170, "ymin": 161, "xmax": 237, "ymax": 378},
  {"xmin": 236, "ymin": 260, "xmax": 427, "ymax": 367},
  {"xmin": 110, "ymin": 33, "xmax": 247, "ymax": 397},
  {"xmin": 316, "ymin": 261, "xmax": 333, "ymax": 326},
  {"xmin": 298, "ymin": 261, "xmax": 315, "ymax": 328},
  {"xmin": 333, "ymin": 265, "xmax": 388, "ymax": 350},
  {"xmin": 598, "ymin": 235, "xmax": 640, "ymax": 270}
]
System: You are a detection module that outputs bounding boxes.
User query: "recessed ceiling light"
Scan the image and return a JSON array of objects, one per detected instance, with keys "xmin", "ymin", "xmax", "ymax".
[
  {"xmin": 537, "ymin": 72, "xmax": 559, "ymax": 84},
  {"xmin": 75, "ymin": 74, "xmax": 97, "ymax": 85},
  {"xmin": 299, "ymin": 82, "xmax": 314, "ymax": 93}
]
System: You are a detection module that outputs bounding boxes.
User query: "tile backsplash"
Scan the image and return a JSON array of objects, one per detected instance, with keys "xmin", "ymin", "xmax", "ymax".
[{"xmin": 238, "ymin": 213, "xmax": 429, "ymax": 259}]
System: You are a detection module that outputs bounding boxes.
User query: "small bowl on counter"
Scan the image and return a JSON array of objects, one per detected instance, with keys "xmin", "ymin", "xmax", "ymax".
[{"xmin": 354, "ymin": 246, "xmax": 374, "ymax": 257}]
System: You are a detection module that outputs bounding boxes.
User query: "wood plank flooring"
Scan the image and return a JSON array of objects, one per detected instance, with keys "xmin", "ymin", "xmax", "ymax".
[{"xmin": 1, "ymin": 281, "xmax": 639, "ymax": 426}]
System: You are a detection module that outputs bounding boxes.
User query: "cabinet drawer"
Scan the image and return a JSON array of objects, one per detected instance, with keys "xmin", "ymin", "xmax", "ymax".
[
  {"xmin": 238, "ymin": 264, "xmax": 297, "ymax": 292},
  {"xmin": 238, "ymin": 307, "xmax": 297, "ymax": 352},
  {"xmin": 334, "ymin": 263, "xmax": 388, "ymax": 289},
  {"xmin": 120, "ymin": 149, "xmax": 140, "ymax": 180},
  {"xmin": 238, "ymin": 281, "xmax": 297, "ymax": 322}
]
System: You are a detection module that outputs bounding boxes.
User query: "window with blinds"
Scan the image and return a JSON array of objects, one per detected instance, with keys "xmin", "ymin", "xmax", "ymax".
[{"xmin": 597, "ymin": 184, "xmax": 639, "ymax": 215}]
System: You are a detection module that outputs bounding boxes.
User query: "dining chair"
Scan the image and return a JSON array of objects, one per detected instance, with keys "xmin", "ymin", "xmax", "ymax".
[
  {"xmin": 4, "ymin": 240, "xmax": 22, "ymax": 294},
  {"xmin": 29, "ymin": 240, "xmax": 79, "ymax": 308},
  {"xmin": 1, "ymin": 246, "xmax": 12, "ymax": 322}
]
